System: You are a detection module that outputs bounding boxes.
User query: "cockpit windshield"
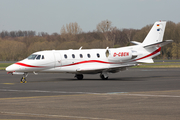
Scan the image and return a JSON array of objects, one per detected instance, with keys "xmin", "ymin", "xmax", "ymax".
[
  {"xmin": 27, "ymin": 54, "xmax": 45, "ymax": 60},
  {"xmin": 27, "ymin": 54, "xmax": 38, "ymax": 59}
]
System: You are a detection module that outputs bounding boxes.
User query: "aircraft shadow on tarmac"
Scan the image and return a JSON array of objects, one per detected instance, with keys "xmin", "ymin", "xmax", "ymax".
[{"xmin": 26, "ymin": 75, "xmax": 163, "ymax": 83}]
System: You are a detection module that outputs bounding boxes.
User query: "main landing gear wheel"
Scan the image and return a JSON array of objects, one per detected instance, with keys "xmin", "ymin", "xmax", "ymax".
[
  {"xmin": 100, "ymin": 73, "xmax": 108, "ymax": 80},
  {"xmin": 75, "ymin": 74, "xmax": 84, "ymax": 80}
]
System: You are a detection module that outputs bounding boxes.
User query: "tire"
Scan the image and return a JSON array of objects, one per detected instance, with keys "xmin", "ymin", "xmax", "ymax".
[
  {"xmin": 100, "ymin": 74, "xmax": 108, "ymax": 80},
  {"xmin": 76, "ymin": 74, "xmax": 83, "ymax": 80},
  {"xmin": 21, "ymin": 77, "xmax": 26, "ymax": 83}
]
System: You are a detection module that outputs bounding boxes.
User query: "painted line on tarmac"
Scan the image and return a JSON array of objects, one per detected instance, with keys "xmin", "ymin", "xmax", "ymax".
[
  {"xmin": 0, "ymin": 89, "xmax": 99, "ymax": 94},
  {"xmin": 1, "ymin": 83, "xmax": 15, "ymax": 85},
  {"xmin": 0, "ymin": 94, "xmax": 87, "ymax": 100},
  {"xmin": 106, "ymin": 91, "xmax": 180, "ymax": 98},
  {"xmin": 124, "ymin": 93, "xmax": 180, "ymax": 98},
  {"xmin": 1, "ymin": 89, "xmax": 180, "ymax": 98},
  {"xmin": 1, "ymin": 112, "xmax": 116, "ymax": 120}
]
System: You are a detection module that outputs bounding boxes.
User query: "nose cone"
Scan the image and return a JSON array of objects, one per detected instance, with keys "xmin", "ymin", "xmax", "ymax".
[{"xmin": 6, "ymin": 64, "xmax": 18, "ymax": 72}]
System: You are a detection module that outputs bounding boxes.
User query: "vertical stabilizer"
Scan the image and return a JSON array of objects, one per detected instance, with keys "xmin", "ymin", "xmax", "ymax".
[{"xmin": 142, "ymin": 21, "xmax": 166, "ymax": 46}]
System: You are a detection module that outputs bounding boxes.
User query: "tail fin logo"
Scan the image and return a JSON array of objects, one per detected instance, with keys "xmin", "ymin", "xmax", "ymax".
[{"xmin": 157, "ymin": 24, "xmax": 161, "ymax": 31}]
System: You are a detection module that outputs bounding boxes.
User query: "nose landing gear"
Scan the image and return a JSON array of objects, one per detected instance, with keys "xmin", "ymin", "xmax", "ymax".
[{"xmin": 20, "ymin": 73, "xmax": 28, "ymax": 83}]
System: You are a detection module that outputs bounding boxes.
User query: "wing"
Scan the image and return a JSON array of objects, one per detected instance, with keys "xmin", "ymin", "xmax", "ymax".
[{"xmin": 76, "ymin": 64, "xmax": 135, "ymax": 74}]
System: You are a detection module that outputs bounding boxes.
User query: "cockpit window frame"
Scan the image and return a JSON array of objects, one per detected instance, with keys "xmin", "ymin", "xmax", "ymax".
[{"xmin": 36, "ymin": 55, "xmax": 41, "ymax": 60}]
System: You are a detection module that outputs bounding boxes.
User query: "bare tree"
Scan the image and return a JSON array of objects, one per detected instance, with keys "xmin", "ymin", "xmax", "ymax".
[
  {"xmin": 96, "ymin": 19, "xmax": 113, "ymax": 33},
  {"xmin": 60, "ymin": 22, "xmax": 82, "ymax": 35},
  {"xmin": 96, "ymin": 20, "xmax": 115, "ymax": 41}
]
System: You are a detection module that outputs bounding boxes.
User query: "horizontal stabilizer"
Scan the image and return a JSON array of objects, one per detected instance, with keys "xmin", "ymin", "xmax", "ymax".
[
  {"xmin": 144, "ymin": 40, "xmax": 173, "ymax": 48},
  {"xmin": 130, "ymin": 41, "xmax": 141, "ymax": 45}
]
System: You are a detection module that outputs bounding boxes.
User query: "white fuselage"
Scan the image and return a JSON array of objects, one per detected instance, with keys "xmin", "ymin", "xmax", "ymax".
[{"xmin": 5, "ymin": 45, "xmax": 160, "ymax": 74}]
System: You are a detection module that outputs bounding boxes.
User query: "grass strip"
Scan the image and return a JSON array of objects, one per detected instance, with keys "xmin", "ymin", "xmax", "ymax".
[
  {"xmin": 132, "ymin": 65, "xmax": 180, "ymax": 68},
  {"xmin": 0, "ymin": 63, "xmax": 12, "ymax": 67},
  {"xmin": 0, "ymin": 63, "xmax": 13, "ymax": 71}
]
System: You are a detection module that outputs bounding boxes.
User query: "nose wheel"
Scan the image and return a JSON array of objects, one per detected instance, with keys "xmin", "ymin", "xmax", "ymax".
[
  {"xmin": 20, "ymin": 73, "xmax": 28, "ymax": 83},
  {"xmin": 21, "ymin": 77, "xmax": 27, "ymax": 83}
]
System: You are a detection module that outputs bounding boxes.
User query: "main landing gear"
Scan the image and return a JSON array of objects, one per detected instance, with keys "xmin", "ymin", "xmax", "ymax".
[
  {"xmin": 100, "ymin": 73, "xmax": 108, "ymax": 80},
  {"xmin": 74, "ymin": 73, "xmax": 108, "ymax": 80},
  {"xmin": 21, "ymin": 72, "xmax": 28, "ymax": 83},
  {"xmin": 75, "ymin": 74, "xmax": 83, "ymax": 80}
]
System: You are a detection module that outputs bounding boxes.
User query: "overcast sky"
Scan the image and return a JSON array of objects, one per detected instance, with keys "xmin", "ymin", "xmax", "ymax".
[{"xmin": 0, "ymin": 0, "xmax": 179, "ymax": 34}]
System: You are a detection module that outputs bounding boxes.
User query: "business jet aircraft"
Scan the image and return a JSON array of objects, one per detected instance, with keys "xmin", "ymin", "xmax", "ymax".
[{"xmin": 6, "ymin": 21, "xmax": 172, "ymax": 83}]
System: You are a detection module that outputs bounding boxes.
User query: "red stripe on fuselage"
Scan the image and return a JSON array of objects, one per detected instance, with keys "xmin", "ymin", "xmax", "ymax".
[
  {"xmin": 62, "ymin": 60, "xmax": 113, "ymax": 67},
  {"xmin": 15, "ymin": 60, "xmax": 113, "ymax": 68},
  {"xmin": 15, "ymin": 62, "xmax": 44, "ymax": 68},
  {"xmin": 134, "ymin": 47, "xmax": 161, "ymax": 61}
]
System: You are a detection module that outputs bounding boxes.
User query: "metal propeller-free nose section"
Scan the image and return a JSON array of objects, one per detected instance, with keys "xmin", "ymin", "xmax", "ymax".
[{"xmin": 6, "ymin": 64, "xmax": 19, "ymax": 72}]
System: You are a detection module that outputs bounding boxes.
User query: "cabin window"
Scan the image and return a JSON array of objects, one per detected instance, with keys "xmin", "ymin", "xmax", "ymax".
[
  {"xmin": 87, "ymin": 54, "xmax": 91, "ymax": 58},
  {"xmin": 72, "ymin": 54, "xmax": 75, "ymax": 58},
  {"xmin": 36, "ymin": 55, "xmax": 41, "ymax": 60},
  {"xmin": 42, "ymin": 55, "xmax": 45, "ymax": 59},
  {"xmin": 64, "ymin": 54, "xmax": 67, "ymax": 59},
  {"xmin": 27, "ymin": 54, "xmax": 37, "ymax": 60},
  {"xmin": 80, "ymin": 54, "xmax": 83, "ymax": 58},
  {"xmin": 97, "ymin": 53, "xmax": 100, "ymax": 58}
]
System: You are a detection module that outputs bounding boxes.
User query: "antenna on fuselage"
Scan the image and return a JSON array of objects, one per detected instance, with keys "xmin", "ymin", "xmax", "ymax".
[{"xmin": 79, "ymin": 46, "xmax": 83, "ymax": 50}]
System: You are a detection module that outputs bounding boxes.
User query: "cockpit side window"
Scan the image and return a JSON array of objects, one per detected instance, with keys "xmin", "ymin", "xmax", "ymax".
[
  {"xmin": 36, "ymin": 55, "xmax": 41, "ymax": 60},
  {"xmin": 27, "ymin": 54, "xmax": 37, "ymax": 60},
  {"xmin": 42, "ymin": 55, "xmax": 45, "ymax": 59}
]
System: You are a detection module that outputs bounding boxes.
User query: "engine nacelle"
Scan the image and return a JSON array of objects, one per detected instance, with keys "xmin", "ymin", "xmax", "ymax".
[{"xmin": 106, "ymin": 49, "xmax": 137, "ymax": 62}]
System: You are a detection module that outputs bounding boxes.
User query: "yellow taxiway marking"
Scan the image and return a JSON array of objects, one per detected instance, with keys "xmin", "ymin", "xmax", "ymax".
[{"xmin": 1, "ymin": 83, "xmax": 15, "ymax": 85}]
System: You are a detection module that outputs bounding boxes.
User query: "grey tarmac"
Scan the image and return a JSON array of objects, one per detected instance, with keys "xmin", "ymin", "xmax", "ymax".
[{"xmin": 0, "ymin": 68, "xmax": 180, "ymax": 120}]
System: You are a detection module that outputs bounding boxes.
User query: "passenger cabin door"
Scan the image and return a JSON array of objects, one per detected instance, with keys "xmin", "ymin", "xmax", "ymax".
[{"xmin": 54, "ymin": 52, "xmax": 62, "ymax": 68}]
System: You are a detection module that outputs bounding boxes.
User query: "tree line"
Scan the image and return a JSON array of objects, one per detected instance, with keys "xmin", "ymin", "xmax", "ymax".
[{"xmin": 0, "ymin": 20, "xmax": 179, "ymax": 61}]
